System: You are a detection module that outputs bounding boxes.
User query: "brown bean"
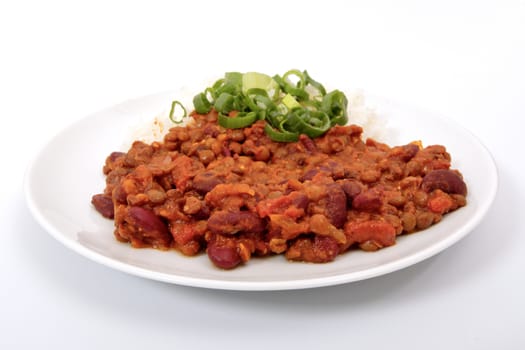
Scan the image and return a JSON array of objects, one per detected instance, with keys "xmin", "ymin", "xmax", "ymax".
[
  {"xmin": 416, "ymin": 211, "xmax": 434, "ymax": 230},
  {"xmin": 91, "ymin": 194, "xmax": 114, "ymax": 219},
  {"xmin": 254, "ymin": 146, "xmax": 270, "ymax": 161},
  {"xmin": 230, "ymin": 129, "xmax": 245, "ymax": 142},
  {"xmin": 421, "ymin": 169, "xmax": 467, "ymax": 196},
  {"xmin": 401, "ymin": 212, "xmax": 417, "ymax": 232},
  {"xmin": 183, "ymin": 196, "xmax": 203, "ymax": 215},
  {"xmin": 360, "ymin": 169, "xmax": 381, "ymax": 183},
  {"xmin": 405, "ymin": 160, "xmax": 423, "ymax": 176},
  {"xmin": 413, "ymin": 190, "xmax": 429, "ymax": 207},
  {"xmin": 146, "ymin": 189, "xmax": 167, "ymax": 204},
  {"xmin": 387, "ymin": 192, "xmax": 406, "ymax": 207},
  {"xmin": 197, "ymin": 149, "xmax": 216, "ymax": 165}
]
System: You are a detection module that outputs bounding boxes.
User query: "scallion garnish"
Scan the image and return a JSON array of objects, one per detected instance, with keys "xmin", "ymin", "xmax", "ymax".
[
  {"xmin": 169, "ymin": 100, "xmax": 187, "ymax": 124},
  {"xmin": 186, "ymin": 70, "xmax": 349, "ymax": 142}
]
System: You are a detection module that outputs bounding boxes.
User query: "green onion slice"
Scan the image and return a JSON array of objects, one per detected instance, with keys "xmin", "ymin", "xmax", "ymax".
[
  {"xmin": 264, "ymin": 123, "xmax": 299, "ymax": 142},
  {"xmin": 218, "ymin": 111, "xmax": 258, "ymax": 129},
  {"xmin": 193, "ymin": 93, "xmax": 211, "ymax": 114},
  {"xmin": 169, "ymin": 100, "xmax": 187, "ymax": 124}
]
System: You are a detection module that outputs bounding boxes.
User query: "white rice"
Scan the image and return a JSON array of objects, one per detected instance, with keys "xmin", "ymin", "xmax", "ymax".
[
  {"xmin": 346, "ymin": 89, "xmax": 388, "ymax": 142},
  {"xmin": 122, "ymin": 88, "xmax": 386, "ymax": 150}
]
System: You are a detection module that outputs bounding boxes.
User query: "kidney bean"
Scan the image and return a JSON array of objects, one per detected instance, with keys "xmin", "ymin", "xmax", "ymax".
[
  {"xmin": 325, "ymin": 184, "xmax": 347, "ymax": 228},
  {"xmin": 300, "ymin": 134, "xmax": 318, "ymax": 153},
  {"xmin": 128, "ymin": 206, "xmax": 169, "ymax": 237},
  {"xmin": 421, "ymin": 169, "xmax": 467, "ymax": 196},
  {"xmin": 91, "ymin": 194, "xmax": 114, "ymax": 219},
  {"xmin": 207, "ymin": 240, "xmax": 241, "ymax": 269},
  {"xmin": 352, "ymin": 189, "xmax": 382, "ymax": 212},
  {"xmin": 340, "ymin": 180, "xmax": 363, "ymax": 203},
  {"xmin": 207, "ymin": 210, "xmax": 265, "ymax": 235},
  {"xmin": 389, "ymin": 143, "xmax": 419, "ymax": 162},
  {"xmin": 192, "ymin": 172, "xmax": 224, "ymax": 194}
]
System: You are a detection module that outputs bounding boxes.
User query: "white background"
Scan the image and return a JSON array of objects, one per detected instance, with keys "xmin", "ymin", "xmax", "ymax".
[{"xmin": 1, "ymin": 0, "xmax": 524, "ymax": 348}]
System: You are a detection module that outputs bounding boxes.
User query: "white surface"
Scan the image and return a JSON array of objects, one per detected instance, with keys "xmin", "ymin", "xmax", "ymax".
[
  {"xmin": 24, "ymin": 90, "xmax": 497, "ymax": 290},
  {"xmin": 1, "ymin": 0, "xmax": 524, "ymax": 348}
]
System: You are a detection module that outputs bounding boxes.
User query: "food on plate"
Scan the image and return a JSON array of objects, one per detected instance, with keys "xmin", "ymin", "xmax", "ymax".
[{"xmin": 91, "ymin": 70, "xmax": 467, "ymax": 269}]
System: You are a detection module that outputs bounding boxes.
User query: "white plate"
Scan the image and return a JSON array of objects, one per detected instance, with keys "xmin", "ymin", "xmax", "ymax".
[{"xmin": 24, "ymin": 90, "xmax": 498, "ymax": 291}]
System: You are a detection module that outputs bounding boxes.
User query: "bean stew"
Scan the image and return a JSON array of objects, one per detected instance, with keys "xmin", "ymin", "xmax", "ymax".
[{"xmin": 92, "ymin": 109, "xmax": 467, "ymax": 269}]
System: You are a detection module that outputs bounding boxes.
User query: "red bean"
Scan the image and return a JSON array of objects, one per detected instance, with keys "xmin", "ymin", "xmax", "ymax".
[
  {"xmin": 352, "ymin": 189, "xmax": 382, "ymax": 212},
  {"xmin": 207, "ymin": 241, "xmax": 241, "ymax": 269},
  {"xmin": 341, "ymin": 180, "xmax": 363, "ymax": 202},
  {"xmin": 389, "ymin": 143, "xmax": 419, "ymax": 162},
  {"xmin": 300, "ymin": 134, "xmax": 318, "ymax": 153},
  {"xmin": 128, "ymin": 206, "xmax": 169, "ymax": 236},
  {"xmin": 192, "ymin": 172, "xmax": 224, "ymax": 194},
  {"xmin": 421, "ymin": 169, "xmax": 467, "ymax": 196},
  {"xmin": 91, "ymin": 194, "xmax": 114, "ymax": 219},
  {"xmin": 325, "ymin": 184, "xmax": 347, "ymax": 228}
]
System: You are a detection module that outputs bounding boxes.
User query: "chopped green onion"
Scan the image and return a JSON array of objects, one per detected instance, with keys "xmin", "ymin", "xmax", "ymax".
[
  {"xmin": 281, "ymin": 93, "xmax": 301, "ymax": 110},
  {"xmin": 218, "ymin": 111, "xmax": 258, "ymax": 129},
  {"xmin": 187, "ymin": 70, "xmax": 350, "ymax": 142},
  {"xmin": 193, "ymin": 93, "xmax": 211, "ymax": 114},
  {"xmin": 214, "ymin": 92, "xmax": 235, "ymax": 114},
  {"xmin": 321, "ymin": 90, "xmax": 348, "ymax": 126},
  {"xmin": 283, "ymin": 109, "xmax": 331, "ymax": 138},
  {"xmin": 169, "ymin": 100, "xmax": 187, "ymax": 124},
  {"xmin": 304, "ymin": 70, "xmax": 327, "ymax": 97},
  {"xmin": 264, "ymin": 123, "xmax": 299, "ymax": 142}
]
